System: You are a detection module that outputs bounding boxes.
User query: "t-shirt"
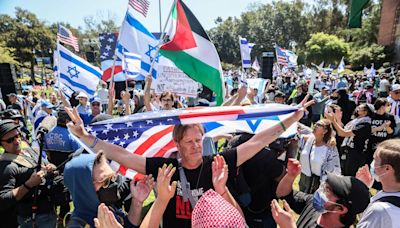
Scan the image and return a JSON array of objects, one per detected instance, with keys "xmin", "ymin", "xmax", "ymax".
[
  {"xmin": 145, "ymin": 148, "xmax": 237, "ymax": 228},
  {"xmin": 370, "ymin": 113, "xmax": 396, "ymax": 146},
  {"xmin": 357, "ymin": 191, "xmax": 400, "ymax": 228},
  {"xmin": 342, "ymin": 122, "xmax": 371, "ymax": 153},
  {"xmin": 7, "ymin": 103, "xmax": 22, "ymax": 111},
  {"xmin": 283, "ymin": 191, "xmax": 323, "ymax": 228},
  {"xmin": 240, "ymin": 148, "xmax": 284, "ymax": 215}
]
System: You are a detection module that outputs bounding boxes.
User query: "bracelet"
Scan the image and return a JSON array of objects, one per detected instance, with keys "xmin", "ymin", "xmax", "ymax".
[
  {"xmin": 23, "ymin": 183, "xmax": 32, "ymax": 191},
  {"xmin": 220, "ymin": 188, "xmax": 228, "ymax": 196},
  {"xmin": 89, "ymin": 137, "xmax": 99, "ymax": 148},
  {"xmin": 279, "ymin": 121, "xmax": 287, "ymax": 131}
]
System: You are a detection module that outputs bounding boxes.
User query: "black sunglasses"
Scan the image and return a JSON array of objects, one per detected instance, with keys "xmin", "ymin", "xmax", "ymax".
[{"xmin": 1, "ymin": 133, "xmax": 21, "ymax": 144}]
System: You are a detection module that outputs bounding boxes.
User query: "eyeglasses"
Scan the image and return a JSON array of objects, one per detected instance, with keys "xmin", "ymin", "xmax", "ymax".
[
  {"xmin": 95, "ymin": 173, "xmax": 117, "ymax": 188},
  {"xmin": 394, "ymin": 91, "xmax": 400, "ymax": 95},
  {"xmin": 1, "ymin": 133, "xmax": 21, "ymax": 144},
  {"xmin": 314, "ymin": 123, "xmax": 326, "ymax": 129},
  {"xmin": 91, "ymin": 103, "xmax": 100, "ymax": 107}
]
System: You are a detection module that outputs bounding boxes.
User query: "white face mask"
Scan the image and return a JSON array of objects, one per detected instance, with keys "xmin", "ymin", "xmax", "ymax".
[{"xmin": 370, "ymin": 160, "xmax": 388, "ymax": 182}]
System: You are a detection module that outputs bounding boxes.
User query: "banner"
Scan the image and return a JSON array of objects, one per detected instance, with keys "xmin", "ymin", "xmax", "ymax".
[{"xmin": 154, "ymin": 65, "xmax": 199, "ymax": 97}]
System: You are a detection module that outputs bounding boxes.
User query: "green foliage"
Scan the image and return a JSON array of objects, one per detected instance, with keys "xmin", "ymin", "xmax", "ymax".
[
  {"xmin": 349, "ymin": 44, "xmax": 387, "ymax": 70},
  {"xmin": 305, "ymin": 32, "xmax": 350, "ymax": 64},
  {"xmin": 0, "ymin": 42, "xmax": 19, "ymax": 64}
]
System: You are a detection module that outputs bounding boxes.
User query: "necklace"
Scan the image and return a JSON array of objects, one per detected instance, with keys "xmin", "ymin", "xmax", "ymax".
[{"xmin": 195, "ymin": 161, "xmax": 204, "ymax": 189}]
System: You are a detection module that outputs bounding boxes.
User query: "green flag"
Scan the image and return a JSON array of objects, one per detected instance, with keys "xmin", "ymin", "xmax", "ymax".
[{"xmin": 348, "ymin": 0, "xmax": 369, "ymax": 28}]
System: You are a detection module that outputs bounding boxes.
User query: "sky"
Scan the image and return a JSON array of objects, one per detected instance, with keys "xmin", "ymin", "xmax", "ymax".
[{"xmin": 0, "ymin": 0, "xmax": 269, "ymax": 32}]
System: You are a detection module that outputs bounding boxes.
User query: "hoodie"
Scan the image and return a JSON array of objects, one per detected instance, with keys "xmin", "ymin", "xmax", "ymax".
[{"xmin": 64, "ymin": 154, "xmax": 100, "ymax": 227}]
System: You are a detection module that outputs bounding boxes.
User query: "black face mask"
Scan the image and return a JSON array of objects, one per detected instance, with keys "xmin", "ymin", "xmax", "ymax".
[{"xmin": 97, "ymin": 175, "xmax": 121, "ymax": 206}]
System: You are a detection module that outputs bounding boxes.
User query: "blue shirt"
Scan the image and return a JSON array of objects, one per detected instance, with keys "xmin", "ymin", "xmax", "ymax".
[{"xmin": 44, "ymin": 126, "xmax": 80, "ymax": 153}]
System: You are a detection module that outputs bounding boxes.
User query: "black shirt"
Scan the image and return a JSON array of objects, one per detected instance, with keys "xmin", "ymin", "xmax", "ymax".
[
  {"xmin": 343, "ymin": 122, "xmax": 371, "ymax": 153},
  {"xmin": 370, "ymin": 112, "xmax": 396, "ymax": 146},
  {"xmin": 241, "ymin": 149, "xmax": 284, "ymax": 215},
  {"xmin": 7, "ymin": 103, "xmax": 22, "ymax": 111},
  {"xmin": 145, "ymin": 148, "xmax": 237, "ymax": 228}
]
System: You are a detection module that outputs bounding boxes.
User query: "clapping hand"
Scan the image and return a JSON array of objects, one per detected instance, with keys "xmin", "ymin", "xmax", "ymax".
[
  {"xmin": 356, "ymin": 164, "xmax": 374, "ymax": 188},
  {"xmin": 156, "ymin": 164, "xmax": 177, "ymax": 203},
  {"xmin": 94, "ymin": 203, "xmax": 123, "ymax": 228},
  {"xmin": 271, "ymin": 199, "xmax": 296, "ymax": 228},
  {"xmin": 131, "ymin": 175, "xmax": 154, "ymax": 203},
  {"xmin": 212, "ymin": 155, "xmax": 229, "ymax": 195}
]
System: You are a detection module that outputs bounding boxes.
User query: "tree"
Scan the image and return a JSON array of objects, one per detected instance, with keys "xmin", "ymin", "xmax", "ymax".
[
  {"xmin": 304, "ymin": 32, "xmax": 350, "ymax": 64},
  {"xmin": 0, "ymin": 7, "xmax": 55, "ymax": 84},
  {"xmin": 0, "ymin": 42, "xmax": 18, "ymax": 64},
  {"xmin": 349, "ymin": 44, "xmax": 387, "ymax": 70}
]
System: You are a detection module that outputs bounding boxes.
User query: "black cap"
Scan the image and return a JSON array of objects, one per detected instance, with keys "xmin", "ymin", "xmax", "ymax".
[
  {"xmin": 0, "ymin": 119, "xmax": 19, "ymax": 139},
  {"xmin": 326, "ymin": 174, "xmax": 370, "ymax": 215},
  {"xmin": 1, "ymin": 109, "xmax": 22, "ymax": 119}
]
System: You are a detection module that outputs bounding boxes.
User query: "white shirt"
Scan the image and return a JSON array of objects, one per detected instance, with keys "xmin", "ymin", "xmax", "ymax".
[
  {"xmin": 358, "ymin": 191, "xmax": 400, "ymax": 228},
  {"xmin": 97, "ymin": 88, "xmax": 109, "ymax": 105}
]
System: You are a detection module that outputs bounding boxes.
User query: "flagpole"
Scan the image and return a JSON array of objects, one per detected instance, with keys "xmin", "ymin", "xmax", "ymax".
[
  {"xmin": 147, "ymin": 0, "xmax": 177, "ymax": 76},
  {"xmin": 159, "ymin": 0, "xmax": 162, "ymax": 33}
]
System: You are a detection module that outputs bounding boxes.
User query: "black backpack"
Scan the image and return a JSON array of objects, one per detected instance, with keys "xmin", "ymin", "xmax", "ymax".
[{"xmin": 376, "ymin": 196, "xmax": 400, "ymax": 208}]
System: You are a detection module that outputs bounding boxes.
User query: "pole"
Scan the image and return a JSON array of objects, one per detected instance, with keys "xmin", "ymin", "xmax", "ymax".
[
  {"xmin": 57, "ymin": 40, "xmax": 61, "ymax": 90},
  {"xmin": 147, "ymin": 0, "xmax": 176, "ymax": 76},
  {"xmin": 159, "ymin": 0, "xmax": 162, "ymax": 34}
]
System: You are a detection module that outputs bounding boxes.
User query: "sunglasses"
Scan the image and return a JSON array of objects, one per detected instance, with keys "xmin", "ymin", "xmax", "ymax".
[
  {"xmin": 91, "ymin": 103, "xmax": 100, "ymax": 106},
  {"xmin": 314, "ymin": 123, "xmax": 326, "ymax": 128},
  {"xmin": 95, "ymin": 173, "xmax": 117, "ymax": 189},
  {"xmin": 1, "ymin": 133, "xmax": 21, "ymax": 144}
]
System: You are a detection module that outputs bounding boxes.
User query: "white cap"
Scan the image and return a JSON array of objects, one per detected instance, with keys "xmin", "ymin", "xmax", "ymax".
[
  {"xmin": 76, "ymin": 91, "xmax": 88, "ymax": 99},
  {"xmin": 392, "ymin": 84, "xmax": 400, "ymax": 92}
]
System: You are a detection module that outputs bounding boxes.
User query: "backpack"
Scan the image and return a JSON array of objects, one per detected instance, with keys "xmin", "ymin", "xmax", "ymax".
[{"xmin": 376, "ymin": 196, "xmax": 400, "ymax": 208}]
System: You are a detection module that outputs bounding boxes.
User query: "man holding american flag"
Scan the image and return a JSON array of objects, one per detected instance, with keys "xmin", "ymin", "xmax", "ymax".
[{"xmin": 65, "ymin": 94, "xmax": 314, "ymax": 227}]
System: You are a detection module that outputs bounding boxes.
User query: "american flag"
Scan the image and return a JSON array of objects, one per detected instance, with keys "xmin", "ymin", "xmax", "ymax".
[
  {"xmin": 275, "ymin": 45, "xmax": 289, "ymax": 66},
  {"xmin": 99, "ymin": 33, "xmax": 124, "ymax": 82},
  {"xmin": 84, "ymin": 104, "xmax": 298, "ymax": 179},
  {"xmin": 129, "ymin": 0, "xmax": 150, "ymax": 17},
  {"xmin": 57, "ymin": 25, "xmax": 79, "ymax": 52}
]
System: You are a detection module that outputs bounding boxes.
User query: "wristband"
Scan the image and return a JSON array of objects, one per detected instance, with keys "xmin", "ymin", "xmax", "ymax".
[
  {"xmin": 90, "ymin": 137, "xmax": 99, "ymax": 149},
  {"xmin": 23, "ymin": 183, "xmax": 32, "ymax": 191},
  {"xmin": 279, "ymin": 121, "xmax": 287, "ymax": 131}
]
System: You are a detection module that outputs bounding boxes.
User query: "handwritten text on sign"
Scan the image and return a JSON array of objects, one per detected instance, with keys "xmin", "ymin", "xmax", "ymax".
[{"xmin": 155, "ymin": 65, "xmax": 199, "ymax": 97}]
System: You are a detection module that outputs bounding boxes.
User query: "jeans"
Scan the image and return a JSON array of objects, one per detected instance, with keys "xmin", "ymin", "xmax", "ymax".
[{"xmin": 17, "ymin": 212, "xmax": 57, "ymax": 228}]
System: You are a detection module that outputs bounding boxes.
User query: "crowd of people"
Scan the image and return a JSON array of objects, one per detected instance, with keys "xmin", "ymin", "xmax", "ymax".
[{"xmin": 1, "ymin": 68, "xmax": 400, "ymax": 228}]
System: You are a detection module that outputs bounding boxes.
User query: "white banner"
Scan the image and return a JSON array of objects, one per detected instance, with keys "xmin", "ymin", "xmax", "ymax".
[{"xmin": 154, "ymin": 65, "xmax": 199, "ymax": 97}]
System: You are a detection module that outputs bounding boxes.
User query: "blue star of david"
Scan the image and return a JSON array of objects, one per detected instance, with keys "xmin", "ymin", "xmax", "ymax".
[
  {"xmin": 67, "ymin": 66, "xmax": 80, "ymax": 79},
  {"xmin": 145, "ymin": 44, "xmax": 160, "ymax": 63}
]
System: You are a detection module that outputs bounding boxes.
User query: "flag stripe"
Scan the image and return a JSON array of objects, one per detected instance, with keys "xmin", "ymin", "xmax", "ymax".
[
  {"xmin": 125, "ymin": 12, "xmax": 155, "ymax": 39},
  {"xmin": 59, "ymin": 51, "xmax": 102, "ymax": 77},
  {"xmin": 133, "ymin": 126, "xmax": 175, "ymax": 155},
  {"xmin": 180, "ymin": 1, "xmax": 209, "ymax": 41},
  {"xmin": 59, "ymin": 73, "xmax": 96, "ymax": 94}
]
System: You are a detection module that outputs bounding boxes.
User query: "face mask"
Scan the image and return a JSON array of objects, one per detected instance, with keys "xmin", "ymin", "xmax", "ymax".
[
  {"xmin": 370, "ymin": 160, "xmax": 387, "ymax": 182},
  {"xmin": 97, "ymin": 175, "xmax": 121, "ymax": 206},
  {"xmin": 312, "ymin": 189, "xmax": 340, "ymax": 214},
  {"xmin": 331, "ymin": 96, "xmax": 338, "ymax": 100}
]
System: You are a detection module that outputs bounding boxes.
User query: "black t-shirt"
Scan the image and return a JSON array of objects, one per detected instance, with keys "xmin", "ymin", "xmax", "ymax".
[
  {"xmin": 343, "ymin": 122, "xmax": 371, "ymax": 153},
  {"xmin": 7, "ymin": 103, "xmax": 22, "ymax": 111},
  {"xmin": 145, "ymin": 148, "xmax": 237, "ymax": 228},
  {"xmin": 283, "ymin": 191, "xmax": 323, "ymax": 228},
  {"xmin": 370, "ymin": 112, "xmax": 396, "ymax": 146},
  {"xmin": 241, "ymin": 148, "xmax": 284, "ymax": 215}
]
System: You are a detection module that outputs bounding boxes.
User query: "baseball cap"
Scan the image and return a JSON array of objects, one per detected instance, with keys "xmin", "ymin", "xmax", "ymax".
[
  {"xmin": 191, "ymin": 189, "xmax": 245, "ymax": 228},
  {"xmin": 90, "ymin": 97, "xmax": 101, "ymax": 104},
  {"xmin": 76, "ymin": 91, "xmax": 88, "ymax": 99},
  {"xmin": 326, "ymin": 173, "xmax": 370, "ymax": 215},
  {"xmin": 1, "ymin": 109, "xmax": 22, "ymax": 119},
  {"xmin": 6, "ymin": 93, "xmax": 17, "ymax": 97},
  {"xmin": 0, "ymin": 119, "xmax": 19, "ymax": 139},
  {"xmin": 392, "ymin": 84, "xmax": 400, "ymax": 92},
  {"xmin": 41, "ymin": 101, "xmax": 56, "ymax": 109}
]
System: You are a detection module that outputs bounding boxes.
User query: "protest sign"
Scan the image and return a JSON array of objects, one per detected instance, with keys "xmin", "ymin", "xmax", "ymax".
[
  {"xmin": 247, "ymin": 78, "xmax": 267, "ymax": 97},
  {"xmin": 154, "ymin": 65, "xmax": 199, "ymax": 97}
]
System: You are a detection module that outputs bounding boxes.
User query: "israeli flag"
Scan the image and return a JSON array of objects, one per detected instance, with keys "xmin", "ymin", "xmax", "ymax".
[
  {"xmin": 369, "ymin": 63, "xmax": 376, "ymax": 78},
  {"xmin": 122, "ymin": 52, "xmax": 144, "ymax": 80},
  {"xmin": 57, "ymin": 43, "xmax": 102, "ymax": 98},
  {"xmin": 239, "ymin": 37, "xmax": 251, "ymax": 68},
  {"xmin": 116, "ymin": 10, "xmax": 160, "ymax": 78},
  {"xmin": 337, "ymin": 57, "xmax": 345, "ymax": 73}
]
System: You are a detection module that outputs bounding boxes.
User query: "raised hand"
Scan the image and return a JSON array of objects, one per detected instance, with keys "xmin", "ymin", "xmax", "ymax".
[
  {"xmin": 65, "ymin": 107, "xmax": 88, "ymax": 138},
  {"xmin": 271, "ymin": 199, "xmax": 296, "ymax": 228},
  {"xmin": 94, "ymin": 203, "xmax": 123, "ymax": 228},
  {"xmin": 156, "ymin": 164, "xmax": 177, "ymax": 203},
  {"xmin": 292, "ymin": 94, "xmax": 315, "ymax": 121},
  {"xmin": 286, "ymin": 158, "xmax": 301, "ymax": 178},
  {"xmin": 356, "ymin": 164, "xmax": 374, "ymax": 188},
  {"xmin": 131, "ymin": 175, "xmax": 154, "ymax": 203},
  {"xmin": 212, "ymin": 155, "xmax": 228, "ymax": 195}
]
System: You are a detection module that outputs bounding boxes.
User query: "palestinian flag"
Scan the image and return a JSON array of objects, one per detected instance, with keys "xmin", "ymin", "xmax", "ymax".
[{"xmin": 160, "ymin": 0, "xmax": 225, "ymax": 105}]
